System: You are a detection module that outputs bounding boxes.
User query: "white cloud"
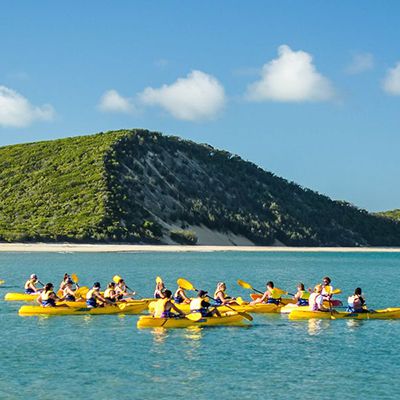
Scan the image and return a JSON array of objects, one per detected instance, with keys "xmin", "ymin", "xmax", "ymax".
[
  {"xmin": 98, "ymin": 89, "xmax": 134, "ymax": 113},
  {"xmin": 383, "ymin": 62, "xmax": 400, "ymax": 95},
  {"xmin": 139, "ymin": 70, "xmax": 226, "ymax": 121},
  {"xmin": 246, "ymin": 45, "xmax": 335, "ymax": 102},
  {"xmin": 346, "ymin": 53, "xmax": 374, "ymax": 74},
  {"xmin": 0, "ymin": 86, "xmax": 54, "ymax": 128}
]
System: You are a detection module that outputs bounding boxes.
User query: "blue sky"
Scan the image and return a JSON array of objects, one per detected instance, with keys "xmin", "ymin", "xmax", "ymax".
[{"xmin": 0, "ymin": 1, "xmax": 399, "ymax": 212}]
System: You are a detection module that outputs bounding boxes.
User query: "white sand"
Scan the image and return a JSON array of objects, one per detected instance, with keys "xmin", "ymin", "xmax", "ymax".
[{"xmin": 0, "ymin": 243, "xmax": 399, "ymax": 253}]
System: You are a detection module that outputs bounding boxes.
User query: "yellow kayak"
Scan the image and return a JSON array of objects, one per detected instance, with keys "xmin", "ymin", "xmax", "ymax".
[
  {"xmin": 288, "ymin": 308, "xmax": 400, "ymax": 320},
  {"xmin": 19, "ymin": 301, "xmax": 148, "ymax": 316},
  {"xmin": 137, "ymin": 312, "xmax": 248, "ymax": 328},
  {"xmin": 5, "ymin": 292, "xmax": 40, "ymax": 301},
  {"xmin": 164, "ymin": 302, "xmax": 281, "ymax": 314}
]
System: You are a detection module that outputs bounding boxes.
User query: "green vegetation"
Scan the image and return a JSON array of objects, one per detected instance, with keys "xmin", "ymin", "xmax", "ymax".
[
  {"xmin": 0, "ymin": 128, "xmax": 399, "ymax": 246},
  {"xmin": 170, "ymin": 230, "xmax": 198, "ymax": 245},
  {"xmin": 376, "ymin": 209, "xmax": 400, "ymax": 221}
]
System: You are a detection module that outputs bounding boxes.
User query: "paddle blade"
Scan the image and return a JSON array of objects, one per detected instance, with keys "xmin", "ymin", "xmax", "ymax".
[
  {"xmin": 113, "ymin": 275, "xmax": 122, "ymax": 284},
  {"xmin": 177, "ymin": 278, "xmax": 195, "ymax": 291},
  {"xmin": 186, "ymin": 312, "xmax": 203, "ymax": 321},
  {"xmin": 118, "ymin": 303, "xmax": 127, "ymax": 310},
  {"xmin": 238, "ymin": 311, "xmax": 253, "ymax": 321},
  {"xmin": 236, "ymin": 296, "xmax": 245, "ymax": 305},
  {"xmin": 237, "ymin": 279, "xmax": 253, "ymax": 290},
  {"xmin": 332, "ymin": 288, "xmax": 342, "ymax": 295},
  {"xmin": 156, "ymin": 276, "xmax": 163, "ymax": 284},
  {"xmin": 57, "ymin": 290, "xmax": 63, "ymax": 298},
  {"xmin": 75, "ymin": 286, "xmax": 89, "ymax": 298},
  {"xmin": 71, "ymin": 273, "xmax": 79, "ymax": 283}
]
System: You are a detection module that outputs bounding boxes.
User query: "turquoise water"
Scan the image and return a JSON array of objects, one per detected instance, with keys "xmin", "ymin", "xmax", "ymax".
[{"xmin": 1, "ymin": 251, "xmax": 400, "ymax": 399}]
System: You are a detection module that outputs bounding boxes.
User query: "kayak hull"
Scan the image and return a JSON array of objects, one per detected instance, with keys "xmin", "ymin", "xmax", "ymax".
[
  {"xmin": 249, "ymin": 294, "xmax": 342, "ymax": 307},
  {"xmin": 19, "ymin": 301, "xmax": 148, "ymax": 316},
  {"xmin": 5, "ymin": 293, "xmax": 39, "ymax": 301},
  {"xmin": 288, "ymin": 308, "xmax": 400, "ymax": 320},
  {"xmin": 170, "ymin": 302, "xmax": 281, "ymax": 314},
  {"xmin": 137, "ymin": 313, "xmax": 247, "ymax": 328}
]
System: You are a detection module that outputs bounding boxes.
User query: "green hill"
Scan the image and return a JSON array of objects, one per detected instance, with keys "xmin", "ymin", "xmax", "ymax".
[
  {"xmin": 376, "ymin": 209, "xmax": 400, "ymax": 222},
  {"xmin": 0, "ymin": 129, "xmax": 399, "ymax": 246}
]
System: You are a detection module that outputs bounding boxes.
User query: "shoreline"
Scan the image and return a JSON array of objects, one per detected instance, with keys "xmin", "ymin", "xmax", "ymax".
[{"xmin": 0, "ymin": 243, "xmax": 400, "ymax": 253}]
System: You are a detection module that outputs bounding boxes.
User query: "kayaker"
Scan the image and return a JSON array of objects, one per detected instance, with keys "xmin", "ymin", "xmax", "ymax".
[
  {"xmin": 36, "ymin": 283, "xmax": 60, "ymax": 307},
  {"xmin": 309, "ymin": 284, "xmax": 329, "ymax": 312},
  {"xmin": 214, "ymin": 282, "xmax": 237, "ymax": 305},
  {"xmin": 104, "ymin": 282, "xmax": 119, "ymax": 303},
  {"xmin": 153, "ymin": 290, "xmax": 185, "ymax": 318},
  {"xmin": 154, "ymin": 281, "xmax": 166, "ymax": 299},
  {"xmin": 347, "ymin": 288, "xmax": 367, "ymax": 313},
  {"xmin": 190, "ymin": 290, "xmax": 220, "ymax": 317},
  {"xmin": 59, "ymin": 273, "xmax": 70, "ymax": 292},
  {"xmin": 321, "ymin": 276, "xmax": 334, "ymax": 299},
  {"xmin": 250, "ymin": 281, "xmax": 281, "ymax": 305},
  {"xmin": 62, "ymin": 279, "xmax": 77, "ymax": 302},
  {"xmin": 86, "ymin": 282, "xmax": 109, "ymax": 308},
  {"xmin": 24, "ymin": 274, "xmax": 42, "ymax": 294},
  {"xmin": 174, "ymin": 285, "xmax": 191, "ymax": 304},
  {"xmin": 115, "ymin": 278, "xmax": 135, "ymax": 301},
  {"xmin": 293, "ymin": 283, "xmax": 309, "ymax": 306}
]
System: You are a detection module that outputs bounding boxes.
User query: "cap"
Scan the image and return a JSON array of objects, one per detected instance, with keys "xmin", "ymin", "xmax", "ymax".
[
  {"xmin": 30, "ymin": 274, "xmax": 37, "ymax": 279},
  {"xmin": 93, "ymin": 282, "xmax": 101, "ymax": 288},
  {"xmin": 198, "ymin": 290, "xmax": 208, "ymax": 297}
]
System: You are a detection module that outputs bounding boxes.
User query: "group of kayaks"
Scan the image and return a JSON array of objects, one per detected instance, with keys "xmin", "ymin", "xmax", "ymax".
[{"xmin": 3, "ymin": 274, "xmax": 400, "ymax": 328}]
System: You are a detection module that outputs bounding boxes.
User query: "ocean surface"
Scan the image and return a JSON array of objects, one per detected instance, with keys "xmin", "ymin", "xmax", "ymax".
[{"xmin": 1, "ymin": 251, "xmax": 400, "ymax": 400}]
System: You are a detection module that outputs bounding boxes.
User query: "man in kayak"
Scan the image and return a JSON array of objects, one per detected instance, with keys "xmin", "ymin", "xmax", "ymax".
[
  {"xmin": 214, "ymin": 282, "xmax": 237, "ymax": 305},
  {"xmin": 250, "ymin": 281, "xmax": 281, "ymax": 305},
  {"xmin": 321, "ymin": 277, "xmax": 334, "ymax": 299},
  {"xmin": 190, "ymin": 290, "xmax": 221, "ymax": 317},
  {"xmin": 293, "ymin": 283, "xmax": 309, "ymax": 306},
  {"xmin": 24, "ymin": 274, "xmax": 42, "ymax": 294},
  {"xmin": 347, "ymin": 288, "xmax": 367, "ymax": 313},
  {"xmin": 36, "ymin": 283, "xmax": 61, "ymax": 307},
  {"xmin": 309, "ymin": 284, "xmax": 330, "ymax": 312},
  {"xmin": 86, "ymin": 282, "xmax": 110, "ymax": 308},
  {"xmin": 153, "ymin": 290, "xmax": 185, "ymax": 318}
]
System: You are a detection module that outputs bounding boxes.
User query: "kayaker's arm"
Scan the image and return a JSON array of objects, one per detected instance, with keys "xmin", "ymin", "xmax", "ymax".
[{"xmin": 170, "ymin": 302, "xmax": 185, "ymax": 316}]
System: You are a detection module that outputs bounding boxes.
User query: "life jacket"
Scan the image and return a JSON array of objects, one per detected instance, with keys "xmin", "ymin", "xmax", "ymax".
[
  {"xmin": 104, "ymin": 288, "xmax": 115, "ymax": 299},
  {"xmin": 41, "ymin": 290, "xmax": 56, "ymax": 306},
  {"xmin": 347, "ymin": 295, "xmax": 365, "ymax": 312},
  {"xmin": 86, "ymin": 288, "xmax": 97, "ymax": 300},
  {"xmin": 24, "ymin": 279, "xmax": 36, "ymax": 290},
  {"xmin": 153, "ymin": 298, "xmax": 169, "ymax": 318},
  {"xmin": 322, "ymin": 285, "xmax": 333, "ymax": 296},
  {"xmin": 268, "ymin": 288, "xmax": 281, "ymax": 301},
  {"xmin": 174, "ymin": 288, "xmax": 184, "ymax": 304},
  {"xmin": 297, "ymin": 290, "xmax": 310, "ymax": 306},
  {"xmin": 214, "ymin": 289, "xmax": 226, "ymax": 305},
  {"xmin": 63, "ymin": 287, "xmax": 75, "ymax": 302},
  {"xmin": 190, "ymin": 297, "xmax": 204, "ymax": 311}
]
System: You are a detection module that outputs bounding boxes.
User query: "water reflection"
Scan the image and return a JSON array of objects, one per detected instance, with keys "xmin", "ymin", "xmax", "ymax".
[
  {"xmin": 346, "ymin": 319, "xmax": 364, "ymax": 331},
  {"xmin": 151, "ymin": 327, "xmax": 168, "ymax": 344},
  {"xmin": 307, "ymin": 319, "xmax": 330, "ymax": 335}
]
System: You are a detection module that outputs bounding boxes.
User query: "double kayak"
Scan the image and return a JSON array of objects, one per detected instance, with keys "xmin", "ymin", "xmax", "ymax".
[
  {"xmin": 19, "ymin": 301, "xmax": 148, "ymax": 316},
  {"xmin": 288, "ymin": 308, "xmax": 400, "ymax": 320},
  {"xmin": 137, "ymin": 312, "xmax": 248, "ymax": 328},
  {"xmin": 5, "ymin": 293, "xmax": 39, "ymax": 301},
  {"xmin": 161, "ymin": 302, "xmax": 281, "ymax": 314}
]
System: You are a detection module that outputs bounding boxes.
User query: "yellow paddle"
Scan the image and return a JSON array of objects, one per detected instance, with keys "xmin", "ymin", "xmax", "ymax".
[
  {"xmin": 0, "ymin": 280, "xmax": 5, "ymax": 285},
  {"xmin": 156, "ymin": 276, "xmax": 163, "ymax": 284},
  {"xmin": 71, "ymin": 273, "xmax": 79, "ymax": 284},
  {"xmin": 237, "ymin": 279, "xmax": 264, "ymax": 294},
  {"xmin": 75, "ymin": 286, "xmax": 89, "ymax": 298},
  {"xmin": 177, "ymin": 278, "xmax": 253, "ymax": 321}
]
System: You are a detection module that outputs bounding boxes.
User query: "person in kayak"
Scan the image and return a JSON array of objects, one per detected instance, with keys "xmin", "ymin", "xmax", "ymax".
[
  {"xmin": 24, "ymin": 274, "xmax": 42, "ymax": 294},
  {"xmin": 174, "ymin": 285, "xmax": 191, "ymax": 304},
  {"xmin": 59, "ymin": 273, "xmax": 71, "ymax": 292},
  {"xmin": 293, "ymin": 283, "xmax": 309, "ymax": 306},
  {"xmin": 62, "ymin": 279, "xmax": 77, "ymax": 302},
  {"xmin": 36, "ymin": 283, "xmax": 60, "ymax": 307},
  {"xmin": 321, "ymin": 277, "xmax": 334, "ymax": 299},
  {"xmin": 347, "ymin": 288, "xmax": 367, "ymax": 313},
  {"xmin": 104, "ymin": 282, "xmax": 119, "ymax": 303},
  {"xmin": 153, "ymin": 290, "xmax": 185, "ymax": 318},
  {"xmin": 214, "ymin": 282, "xmax": 237, "ymax": 305},
  {"xmin": 86, "ymin": 282, "xmax": 109, "ymax": 308},
  {"xmin": 154, "ymin": 280, "xmax": 166, "ymax": 299},
  {"xmin": 250, "ymin": 281, "xmax": 281, "ymax": 305},
  {"xmin": 115, "ymin": 278, "xmax": 135, "ymax": 301},
  {"xmin": 190, "ymin": 290, "xmax": 220, "ymax": 317},
  {"xmin": 309, "ymin": 284, "xmax": 330, "ymax": 312}
]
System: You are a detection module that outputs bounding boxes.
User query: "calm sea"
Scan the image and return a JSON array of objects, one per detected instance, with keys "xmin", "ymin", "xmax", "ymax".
[{"xmin": 1, "ymin": 251, "xmax": 400, "ymax": 399}]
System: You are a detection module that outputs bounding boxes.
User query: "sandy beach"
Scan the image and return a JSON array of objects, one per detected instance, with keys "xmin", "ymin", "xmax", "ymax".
[{"xmin": 0, "ymin": 243, "xmax": 399, "ymax": 253}]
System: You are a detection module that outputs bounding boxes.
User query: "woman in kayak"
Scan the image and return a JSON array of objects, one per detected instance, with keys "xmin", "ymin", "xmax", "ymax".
[
  {"xmin": 190, "ymin": 290, "xmax": 220, "ymax": 317},
  {"xmin": 154, "ymin": 280, "xmax": 166, "ymax": 299},
  {"xmin": 174, "ymin": 285, "xmax": 191, "ymax": 304},
  {"xmin": 24, "ymin": 274, "xmax": 41, "ymax": 294},
  {"xmin": 37, "ymin": 283, "xmax": 60, "ymax": 307},
  {"xmin": 115, "ymin": 278, "xmax": 135, "ymax": 301},
  {"xmin": 214, "ymin": 282, "xmax": 236, "ymax": 305},
  {"xmin": 86, "ymin": 282, "xmax": 109, "ymax": 308},
  {"xmin": 104, "ymin": 282, "xmax": 119, "ymax": 303},
  {"xmin": 153, "ymin": 290, "xmax": 185, "ymax": 318},
  {"xmin": 347, "ymin": 288, "xmax": 367, "ymax": 313},
  {"xmin": 293, "ymin": 283, "xmax": 309, "ymax": 306},
  {"xmin": 250, "ymin": 281, "xmax": 281, "ymax": 305},
  {"xmin": 309, "ymin": 284, "xmax": 329, "ymax": 312},
  {"xmin": 62, "ymin": 279, "xmax": 77, "ymax": 302}
]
